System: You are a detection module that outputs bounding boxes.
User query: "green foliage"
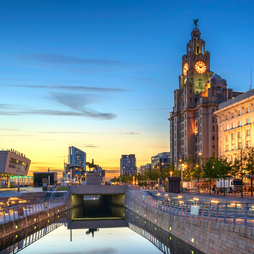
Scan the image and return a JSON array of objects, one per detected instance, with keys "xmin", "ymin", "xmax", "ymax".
[
  {"xmin": 202, "ymin": 156, "xmax": 218, "ymax": 179},
  {"xmin": 243, "ymin": 148, "xmax": 254, "ymax": 176},
  {"xmin": 216, "ymin": 157, "xmax": 233, "ymax": 179}
]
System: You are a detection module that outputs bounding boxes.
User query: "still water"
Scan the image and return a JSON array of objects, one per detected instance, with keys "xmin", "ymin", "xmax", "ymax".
[{"xmin": 0, "ymin": 201, "xmax": 204, "ymax": 254}]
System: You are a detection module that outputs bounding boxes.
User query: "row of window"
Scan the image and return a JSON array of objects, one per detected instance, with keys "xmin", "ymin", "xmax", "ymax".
[
  {"xmin": 225, "ymin": 140, "xmax": 251, "ymax": 151},
  {"xmin": 224, "ymin": 118, "xmax": 250, "ymax": 130},
  {"xmin": 224, "ymin": 107, "xmax": 250, "ymax": 121}
]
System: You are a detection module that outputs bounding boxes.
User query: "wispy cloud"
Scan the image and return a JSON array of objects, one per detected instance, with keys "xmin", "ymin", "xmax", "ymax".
[
  {"xmin": 130, "ymin": 107, "xmax": 172, "ymax": 111},
  {"xmin": 105, "ymin": 169, "xmax": 120, "ymax": 174},
  {"xmin": 20, "ymin": 53, "xmax": 127, "ymax": 67},
  {"xmin": 83, "ymin": 144, "xmax": 99, "ymax": 148},
  {"xmin": 0, "ymin": 93, "xmax": 117, "ymax": 120},
  {"xmin": 52, "ymin": 93, "xmax": 116, "ymax": 120},
  {"xmin": 1, "ymin": 84, "xmax": 129, "ymax": 93},
  {"xmin": 0, "ymin": 128, "xmax": 19, "ymax": 131}
]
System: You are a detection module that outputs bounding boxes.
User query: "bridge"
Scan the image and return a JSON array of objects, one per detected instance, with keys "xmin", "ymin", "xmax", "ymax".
[{"xmin": 68, "ymin": 185, "xmax": 127, "ymax": 207}]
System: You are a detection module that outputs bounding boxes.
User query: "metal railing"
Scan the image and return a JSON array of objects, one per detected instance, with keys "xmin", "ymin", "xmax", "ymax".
[
  {"xmin": 128, "ymin": 189, "xmax": 254, "ymax": 227},
  {"xmin": 0, "ymin": 197, "xmax": 66, "ymax": 225}
]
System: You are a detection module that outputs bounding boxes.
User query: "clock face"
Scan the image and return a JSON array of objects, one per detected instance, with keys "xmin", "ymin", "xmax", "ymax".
[
  {"xmin": 183, "ymin": 62, "xmax": 188, "ymax": 76},
  {"xmin": 195, "ymin": 61, "xmax": 206, "ymax": 74}
]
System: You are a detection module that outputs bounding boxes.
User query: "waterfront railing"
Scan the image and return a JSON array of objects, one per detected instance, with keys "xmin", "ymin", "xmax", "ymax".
[
  {"xmin": 0, "ymin": 197, "xmax": 66, "ymax": 225},
  {"xmin": 128, "ymin": 189, "xmax": 254, "ymax": 227}
]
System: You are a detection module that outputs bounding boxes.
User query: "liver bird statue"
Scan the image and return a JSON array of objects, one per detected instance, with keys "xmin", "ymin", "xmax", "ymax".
[{"xmin": 193, "ymin": 19, "xmax": 199, "ymax": 27}]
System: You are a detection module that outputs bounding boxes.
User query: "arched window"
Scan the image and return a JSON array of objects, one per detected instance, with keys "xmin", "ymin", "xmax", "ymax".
[{"xmin": 194, "ymin": 120, "xmax": 198, "ymax": 134}]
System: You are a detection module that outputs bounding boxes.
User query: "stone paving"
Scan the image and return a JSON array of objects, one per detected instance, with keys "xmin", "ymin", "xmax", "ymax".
[{"xmin": 140, "ymin": 188, "xmax": 254, "ymax": 203}]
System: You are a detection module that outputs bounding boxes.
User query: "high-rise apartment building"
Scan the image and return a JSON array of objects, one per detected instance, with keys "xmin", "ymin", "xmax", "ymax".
[
  {"xmin": 120, "ymin": 154, "xmax": 137, "ymax": 176},
  {"xmin": 169, "ymin": 25, "xmax": 241, "ymax": 168},
  {"xmin": 68, "ymin": 146, "xmax": 86, "ymax": 170}
]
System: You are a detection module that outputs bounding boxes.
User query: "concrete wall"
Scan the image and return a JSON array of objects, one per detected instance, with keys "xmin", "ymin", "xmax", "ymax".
[
  {"xmin": 125, "ymin": 192, "xmax": 254, "ymax": 254},
  {"xmin": 69, "ymin": 185, "xmax": 127, "ymax": 195},
  {"xmin": 101, "ymin": 194, "xmax": 125, "ymax": 206}
]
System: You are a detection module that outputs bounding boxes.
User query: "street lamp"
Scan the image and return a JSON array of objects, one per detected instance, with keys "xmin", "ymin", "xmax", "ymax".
[
  {"xmin": 197, "ymin": 152, "xmax": 202, "ymax": 194},
  {"xmin": 17, "ymin": 169, "xmax": 20, "ymax": 193},
  {"xmin": 158, "ymin": 162, "xmax": 163, "ymax": 192}
]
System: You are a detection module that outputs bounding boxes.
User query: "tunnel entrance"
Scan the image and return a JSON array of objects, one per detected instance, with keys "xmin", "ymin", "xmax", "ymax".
[{"xmin": 71, "ymin": 194, "xmax": 125, "ymax": 220}]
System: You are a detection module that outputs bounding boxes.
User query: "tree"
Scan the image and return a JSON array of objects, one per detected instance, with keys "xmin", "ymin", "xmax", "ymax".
[
  {"xmin": 192, "ymin": 164, "xmax": 203, "ymax": 194},
  {"xmin": 232, "ymin": 151, "xmax": 244, "ymax": 198},
  {"xmin": 243, "ymin": 148, "xmax": 254, "ymax": 196},
  {"xmin": 202, "ymin": 156, "xmax": 218, "ymax": 195},
  {"xmin": 183, "ymin": 157, "xmax": 196, "ymax": 182},
  {"xmin": 215, "ymin": 157, "xmax": 233, "ymax": 196}
]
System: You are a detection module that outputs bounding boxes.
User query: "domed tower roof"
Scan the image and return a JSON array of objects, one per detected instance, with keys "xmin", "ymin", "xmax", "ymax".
[
  {"xmin": 210, "ymin": 73, "xmax": 223, "ymax": 82},
  {"xmin": 192, "ymin": 27, "xmax": 200, "ymax": 33},
  {"xmin": 191, "ymin": 27, "xmax": 201, "ymax": 40}
]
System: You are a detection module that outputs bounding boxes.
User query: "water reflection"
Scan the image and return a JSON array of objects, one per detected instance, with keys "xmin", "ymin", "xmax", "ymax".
[{"xmin": 0, "ymin": 205, "xmax": 204, "ymax": 254}]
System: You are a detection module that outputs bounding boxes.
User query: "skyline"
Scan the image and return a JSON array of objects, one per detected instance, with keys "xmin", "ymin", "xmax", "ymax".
[{"xmin": 1, "ymin": 1, "xmax": 254, "ymax": 178}]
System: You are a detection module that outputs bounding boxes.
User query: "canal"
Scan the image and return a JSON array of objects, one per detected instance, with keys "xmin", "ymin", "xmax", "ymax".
[{"xmin": 0, "ymin": 201, "xmax": 204, "ymax": 254}]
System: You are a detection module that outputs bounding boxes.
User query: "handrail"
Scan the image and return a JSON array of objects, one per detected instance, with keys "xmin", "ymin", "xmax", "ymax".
[
  {"xmin": 0, "ymin": 197, "xmax": 67, "ymax": 225},
  {"xmin": 127, "ymin": 189, "xmax": 254, "ymax": 227}
]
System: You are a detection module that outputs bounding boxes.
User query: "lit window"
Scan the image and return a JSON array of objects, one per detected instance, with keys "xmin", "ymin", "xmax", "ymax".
[
  {"xmin": 247, "ymin": 107, "xmax": 250, "ymax": 113},
  {"xmin": 239, "ymin": 110, "xmax": 241, "ymax": 116}
]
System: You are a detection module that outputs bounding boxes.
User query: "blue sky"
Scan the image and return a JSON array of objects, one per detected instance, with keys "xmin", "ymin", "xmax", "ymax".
[{"xmin": 0, "ymin": 0, "xmax": 254, "ymax": 177}]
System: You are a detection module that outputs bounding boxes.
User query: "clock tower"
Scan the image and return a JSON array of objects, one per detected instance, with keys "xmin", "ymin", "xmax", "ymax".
[
  {"xmin": 180, "ymin": 27, "xmax": 213, "ymax": 94},
  {"xmin": 169, "ymin": 24, "xmax": 240, "ymax": 169}
]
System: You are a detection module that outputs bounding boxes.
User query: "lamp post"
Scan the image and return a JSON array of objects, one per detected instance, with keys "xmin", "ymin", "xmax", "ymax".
[
  {"xmin": 158, "ymin": 162, "xmax": 163, "ymax": 192},
  {"xmin": 17, "ymin": 169, "xmax": 20, "ymax": 193},
  {"xmin": 197, "ymin": 152, "xmax": 202, "ymax": 194}
]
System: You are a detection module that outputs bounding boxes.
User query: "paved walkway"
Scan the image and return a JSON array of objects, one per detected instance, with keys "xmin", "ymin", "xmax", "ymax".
[
  {"xmin": 140, "ymin": 189, "xmax": 254, "ymax": 203},
  {"xmin": 0, "ymin": 187, "xmax": 43, "ymax": 198}
]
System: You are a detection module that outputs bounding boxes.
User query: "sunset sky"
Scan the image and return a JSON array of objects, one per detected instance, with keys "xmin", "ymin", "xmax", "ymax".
[{"xmin": 1, "ymin": 1, "xmax": 254, "ymax": 178}]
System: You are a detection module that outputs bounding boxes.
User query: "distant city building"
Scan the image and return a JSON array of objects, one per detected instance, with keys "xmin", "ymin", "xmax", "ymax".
[
  {"xmin": 169, "ymin": 26, "xmax": 242, "ymax": 168},
  {"xmin": 120, "ymin": 154, "xmax": 137, "ymax": 176},
  {"xmin": 151, "ymin": 152, "xmax": 170, "ymax": 169},
  {"xmin": 0, "ymin": 149, "xmax": 31, "ymax": 188},
  {"xmin": 140, "ymin": 163, "xmax": 151, "ymax": 173},
  {"xmin": 33, "ymin": 172, "xmax": 57, "ymax": 187},
  {"xmin": 215, "ymin": 89, "xmax": 254, "ymax": 162},
  {"xmin": 66, "ymin": 146, "xmax": 86, "ymax": 183},
  {"xmin": 68, "ymin": 146, "xmax": 86, "ymax": 170}
]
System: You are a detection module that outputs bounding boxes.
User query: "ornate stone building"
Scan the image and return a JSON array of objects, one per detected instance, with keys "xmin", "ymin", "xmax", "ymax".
[
  {"xmin": 169, "ymin": 26, "xmax": 241, "ymax": 168},
  {"xmin": 215, "ymin": 89, "xmax": 254, "ymax": 162}
]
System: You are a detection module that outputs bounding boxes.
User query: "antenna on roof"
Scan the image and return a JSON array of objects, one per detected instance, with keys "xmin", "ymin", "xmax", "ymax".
[{"xmin": 250, "ymin": 67, "xmax": 252, "ymax": 90}]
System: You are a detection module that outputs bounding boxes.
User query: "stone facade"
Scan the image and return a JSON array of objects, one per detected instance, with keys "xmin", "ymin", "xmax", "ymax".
[
  {"xmin": 215, "ymin": 89, "xmax": 254, "ymax": 162},
  {"xmin": 125, "ymin": 192, "xmax": 254, "ymax": 254},
  {"xmin": 169, "ymin": 27, "xmax": 242, "ymax": 168}
]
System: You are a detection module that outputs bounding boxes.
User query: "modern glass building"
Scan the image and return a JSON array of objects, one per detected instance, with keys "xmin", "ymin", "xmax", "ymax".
[{"xmin": 68, "ymin": 146, "xmax": 86, "ymax": 170}]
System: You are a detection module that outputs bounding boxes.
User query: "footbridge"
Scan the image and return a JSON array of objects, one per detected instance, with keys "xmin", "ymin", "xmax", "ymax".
[{"xmin": 68, "ymin": 185, "xmax": 127, "ymax": 207}]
